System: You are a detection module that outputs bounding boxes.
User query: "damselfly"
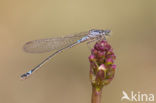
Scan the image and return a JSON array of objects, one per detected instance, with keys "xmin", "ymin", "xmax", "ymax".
[{"xmin": 21, "ymin": 29, "xmax": 111, "ymax": 79}]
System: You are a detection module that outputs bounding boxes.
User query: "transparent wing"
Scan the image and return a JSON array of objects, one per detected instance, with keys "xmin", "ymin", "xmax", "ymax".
[{"xmin": 23, "ymin": 31, "xmax": 89, "ymax": 53}]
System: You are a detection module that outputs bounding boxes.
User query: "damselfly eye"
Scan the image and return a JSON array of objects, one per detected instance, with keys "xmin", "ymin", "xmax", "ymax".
[{"xmin": 104, "ymin": 30, "xmax": 111, "ymax": 36}]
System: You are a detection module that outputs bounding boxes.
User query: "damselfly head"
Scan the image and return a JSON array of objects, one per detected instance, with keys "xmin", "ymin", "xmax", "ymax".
[{"xmin": 101, "ymin": 30, "xmax": 111, "ymax": 36}]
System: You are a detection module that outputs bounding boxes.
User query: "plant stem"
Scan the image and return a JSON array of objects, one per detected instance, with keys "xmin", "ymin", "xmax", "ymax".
[{"xmin": 91, "ymin": 87, "xmax": 102, "ymax": 103}]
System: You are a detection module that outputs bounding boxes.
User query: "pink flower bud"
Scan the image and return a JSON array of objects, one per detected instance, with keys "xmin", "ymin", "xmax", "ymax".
[{"xmin": 89, "ymin": 40, "xmax": 116, "ymax": 88}]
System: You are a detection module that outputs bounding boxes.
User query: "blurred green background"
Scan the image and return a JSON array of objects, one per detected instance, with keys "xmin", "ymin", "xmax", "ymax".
[{"xmin": 0, "ymin": 0, "xmax": 156, "ymax": 103}]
